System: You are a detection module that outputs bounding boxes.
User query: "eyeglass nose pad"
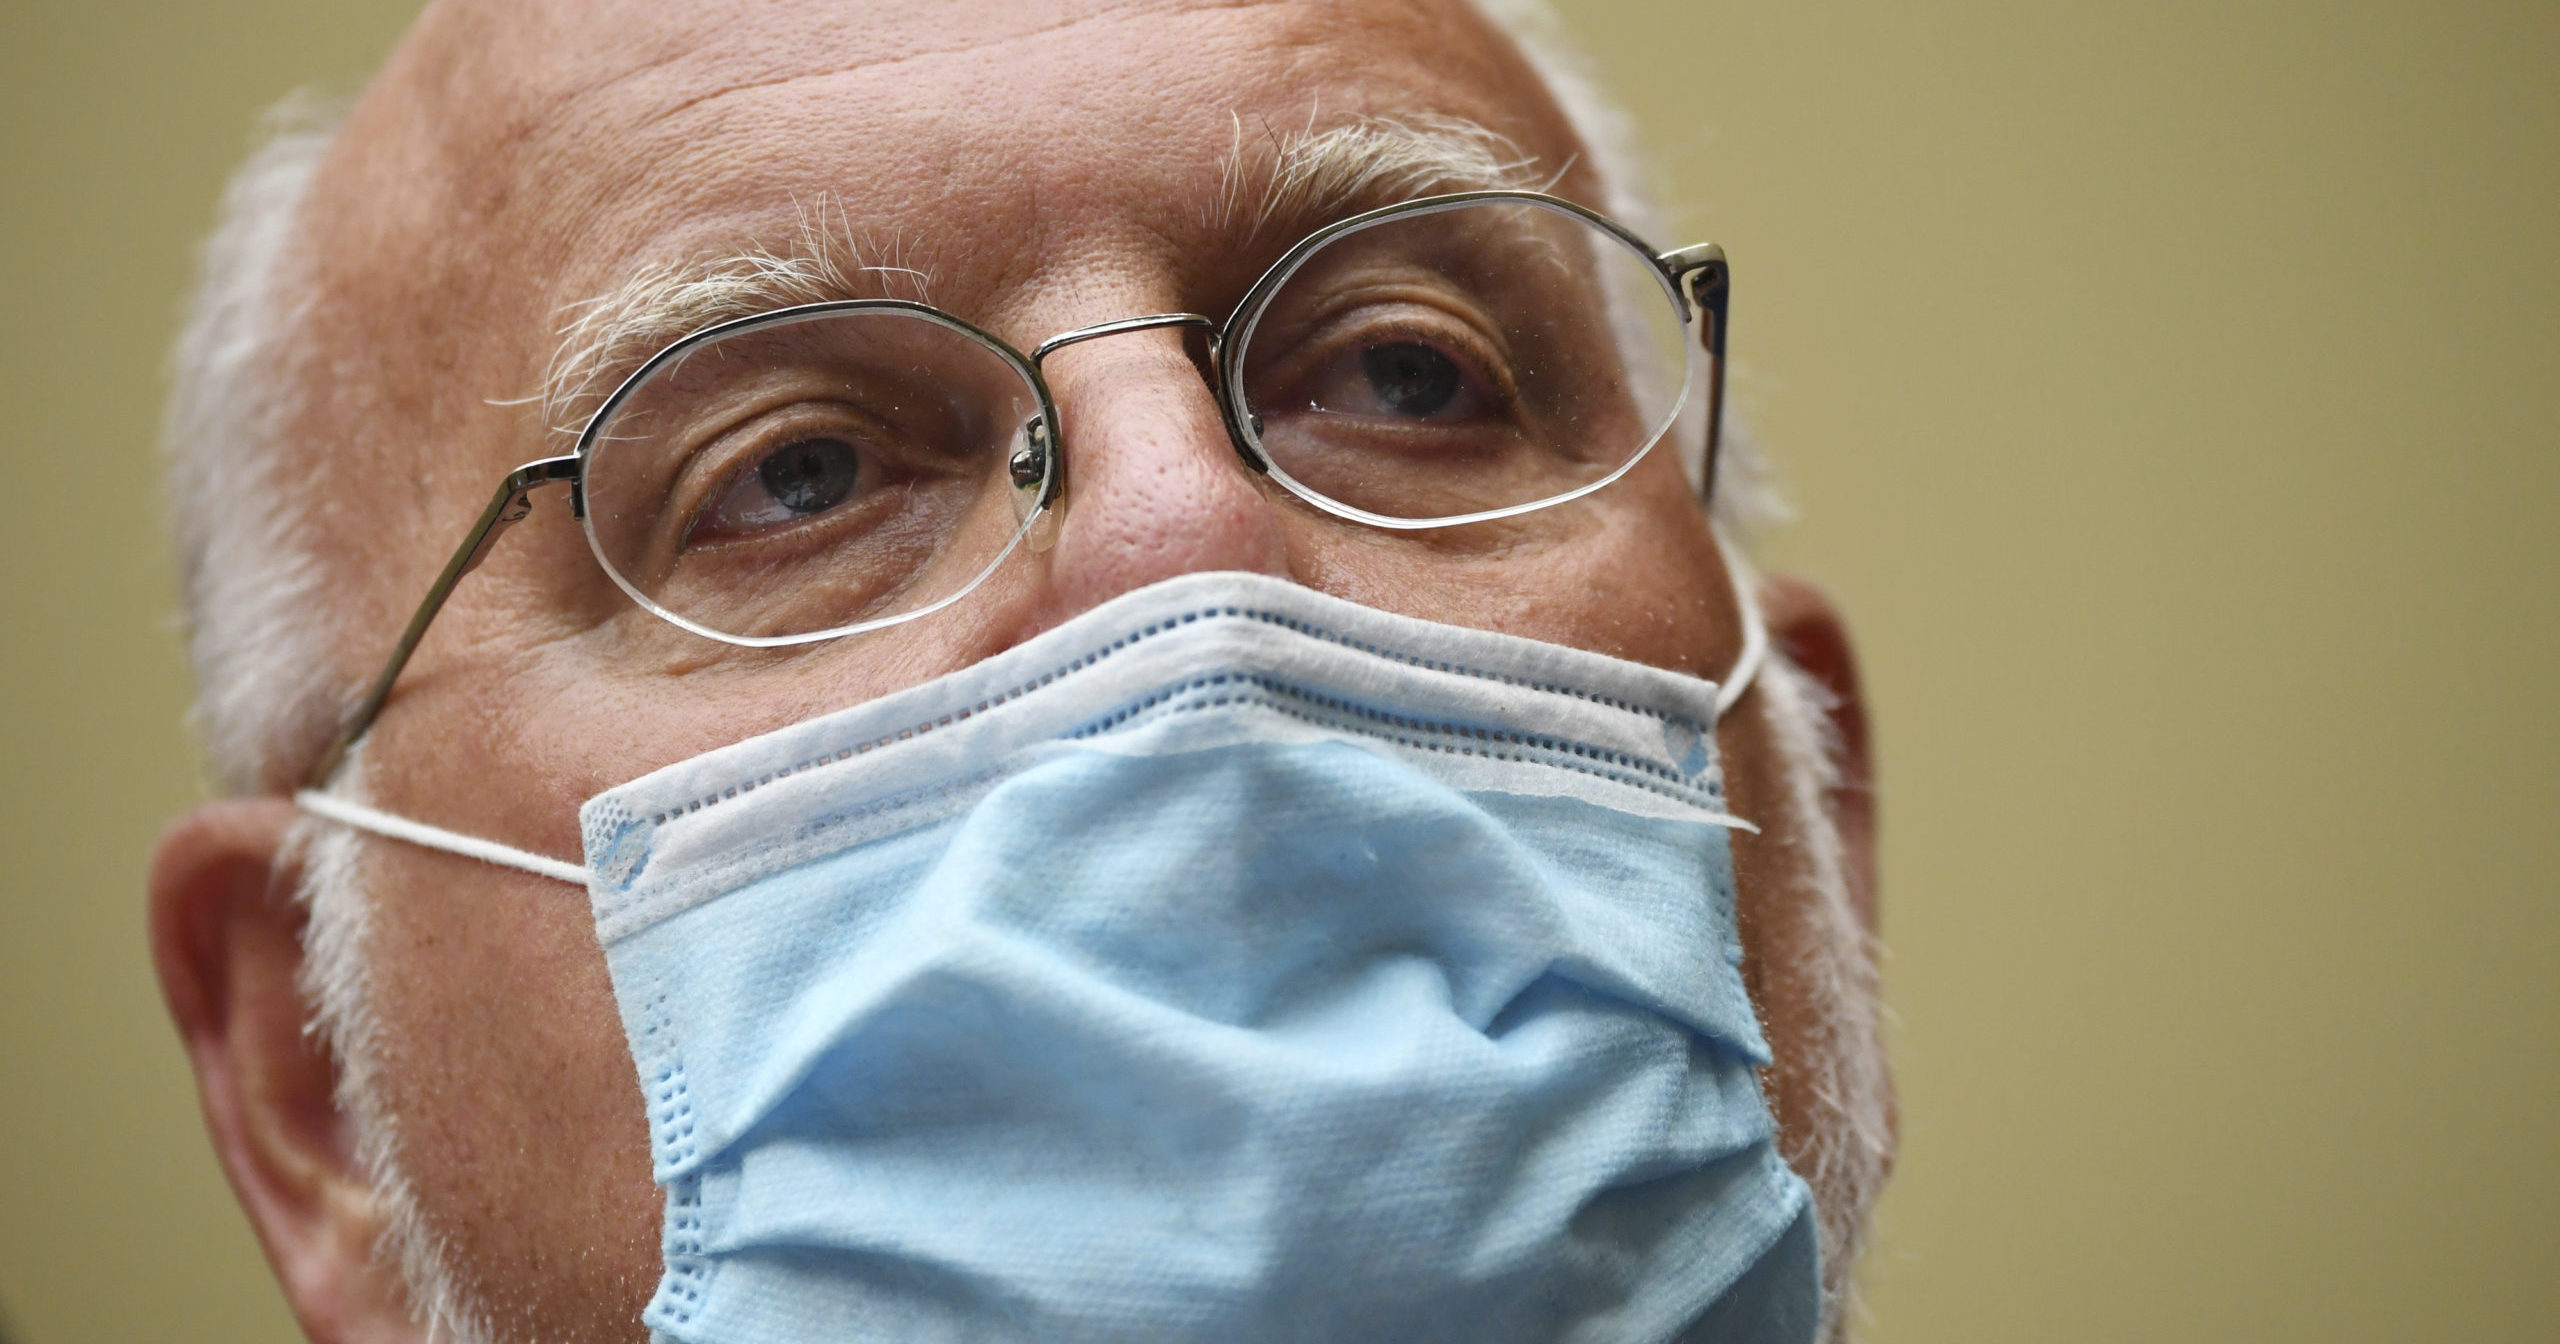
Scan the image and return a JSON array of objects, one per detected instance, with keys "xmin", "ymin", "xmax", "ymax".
[
  {"xmin": 1192, "ymin": 329, "xmax": 1271, "ymax": 477},
  {"xmin": 1009, "ymin": 415, "xmax": 1064, "ymax": 553}
]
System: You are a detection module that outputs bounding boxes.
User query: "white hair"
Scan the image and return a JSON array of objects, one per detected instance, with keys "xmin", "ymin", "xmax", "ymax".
[
  {"xmin": 163, "ymin": 90, "xmax": 351, "ymax": 797},
  {"xmin": 1752, "ymin": 653, "xmax": 1896, "ymax": 1339},
  {"xmin": 161, "ymin": 88, "xmax": 502, "ymax": 1341},
  {"xmin": 289, "ymin": 761, "xmax": 506, "ymax": 1343},
  {"xmin": 166, "ymin": 5, "xmax": 1859, "ymax": 1341}
]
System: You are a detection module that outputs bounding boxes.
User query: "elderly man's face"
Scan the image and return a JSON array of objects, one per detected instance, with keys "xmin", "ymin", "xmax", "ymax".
[{"xmin": 149, "ymin": 1, "xmax": 1883, "ymax": 1340}]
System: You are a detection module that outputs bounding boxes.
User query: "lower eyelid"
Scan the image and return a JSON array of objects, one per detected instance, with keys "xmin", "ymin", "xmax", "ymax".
[{"xmin": 686, "ymin": 471, "xmax": 898, "ymax": 552}]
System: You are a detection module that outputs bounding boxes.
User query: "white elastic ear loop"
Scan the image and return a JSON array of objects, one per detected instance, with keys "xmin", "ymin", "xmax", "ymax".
[
  {"xmin": 295, "ymin": 789, "xmax": 587, "ymax": 886},
  {"xmin": 1714, "ymin": 531, "xmax": 1769, "ymax": 722}
]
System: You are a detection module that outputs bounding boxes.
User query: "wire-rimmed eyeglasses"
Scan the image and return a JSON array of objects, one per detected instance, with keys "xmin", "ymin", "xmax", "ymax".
[{"xmin": 309, "ymin": 190, "xmax": 1731, "ymax": 786}]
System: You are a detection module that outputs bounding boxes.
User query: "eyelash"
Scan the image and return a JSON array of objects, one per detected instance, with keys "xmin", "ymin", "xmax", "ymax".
[
  {"xmin": 668, "ymin": 406, "xmax": 881, "ymax": 545},
  {"xmin": 1268, "ymin": 305, "xmax": 1520, "ymax": 419}
]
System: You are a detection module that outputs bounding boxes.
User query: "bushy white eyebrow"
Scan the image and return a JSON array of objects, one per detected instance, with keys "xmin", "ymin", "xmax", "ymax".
[
  {"xmin": 1204, "ymin": 111, "xmax": 1561, "ymax": 242},
  {"xmin": 542, "ymin": 196, "xmax": 934, "ymax": 435}
]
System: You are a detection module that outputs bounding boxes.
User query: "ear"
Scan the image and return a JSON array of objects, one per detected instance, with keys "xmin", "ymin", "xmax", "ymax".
[
  {"xmin": 148, "ymin": 798, "xmax": 420, "ymax": 1343},
  {"xmin": 1756, "ymin": 575, "xmax": 1879, "ymax": 934}
]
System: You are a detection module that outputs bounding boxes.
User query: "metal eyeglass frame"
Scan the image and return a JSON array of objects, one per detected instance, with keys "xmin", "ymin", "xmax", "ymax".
[{"xmin": 306, "ymin": 189, "xmax": 1730, "ymax": 787}]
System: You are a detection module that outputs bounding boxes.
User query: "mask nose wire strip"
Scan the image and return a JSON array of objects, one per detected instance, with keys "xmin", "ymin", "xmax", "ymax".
[
  {"xmin": 294, "ymin": 788, "xmax": 588, "ymax": 886},
  {"xmin": 1713, "ymin": 532, "xmax": 1770, "ymax": 723}
]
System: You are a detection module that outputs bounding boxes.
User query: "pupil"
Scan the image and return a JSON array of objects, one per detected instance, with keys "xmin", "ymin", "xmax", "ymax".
[
  {"xmin": 757, "ymin": 437, "xmax": 861, "ymax": 515},
  {"xmin": 1361, "ymin": 343, "xmax": 1460, "ymax": 416}
]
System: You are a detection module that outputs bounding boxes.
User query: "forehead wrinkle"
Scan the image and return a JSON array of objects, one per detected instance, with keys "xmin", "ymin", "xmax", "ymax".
[
  {"xmin": 509, "ymin": 0, "xmax": 1319, "ymax": 330},
  {"xmin": 509, "ymin": 0, "xmax": 1580, "ymax": 433},
  {"xmin": 632, "ymin": 0, "xmax": 1299, "ymax": 133}
]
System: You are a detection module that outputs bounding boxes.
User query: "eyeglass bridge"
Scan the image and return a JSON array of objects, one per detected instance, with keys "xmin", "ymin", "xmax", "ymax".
[{"xmin": 1029, "ymin": 312, "xmax": 1220, "ymax": 365}]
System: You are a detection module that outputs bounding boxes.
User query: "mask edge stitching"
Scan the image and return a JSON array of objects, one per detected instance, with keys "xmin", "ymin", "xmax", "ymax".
[
  {"xmin": 635, "ymin": 603, "xmax": 1719, "ymax": 828},
  {"xmin": 1064, "ymin": 674, "xmax": 1723, "ymax": 806}
]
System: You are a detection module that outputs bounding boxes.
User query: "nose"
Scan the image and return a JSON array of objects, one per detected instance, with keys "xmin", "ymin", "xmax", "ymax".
[{"xmin": 1031, "ymin": 326, "xmax": 1291, "ymax": 618}]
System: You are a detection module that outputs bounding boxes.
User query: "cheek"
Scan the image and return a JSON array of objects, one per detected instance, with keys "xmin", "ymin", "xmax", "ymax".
[
  {"xmin": 359, "ymin": 848, "xmax": 664, "ymax": 1336},
  {"xmin": 520, "ymin": 582, "xmax": 1044, "ymax": 801},
  {"xmin": 373, "ymin": 528, "xmax": 1030, "ymax": 862},
  {"xmin": 1274, "ymin": 451, "xmax": 1736, "ymax": 679},
  {"xmin": 1546, "ymin": 452, "xmax": 1737, "ymax": 675}
]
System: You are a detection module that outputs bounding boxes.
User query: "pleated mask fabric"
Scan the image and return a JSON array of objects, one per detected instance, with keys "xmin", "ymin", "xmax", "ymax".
[{"xmin": 573, "ymin": 571, "xmax": 1820, "ymax": 1344}]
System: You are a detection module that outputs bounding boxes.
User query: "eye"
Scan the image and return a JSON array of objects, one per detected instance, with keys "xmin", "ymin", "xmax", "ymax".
[
  {"xmin": 1286, "ymin": 320, "xmax": 1507, "ymax": 428},
  {"xmin": 1359, "ymin": 342, "xmax": 1463, "ymax": 417},
  {"xmin": 689, "ymin": 435, "xmax": 871, "ymax": 543}
]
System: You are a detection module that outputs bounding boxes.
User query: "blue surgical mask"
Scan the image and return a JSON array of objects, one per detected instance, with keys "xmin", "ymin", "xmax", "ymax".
[{"xmin": 302, "ymin": 570, "xmax": 1819, "ymax": 1344}]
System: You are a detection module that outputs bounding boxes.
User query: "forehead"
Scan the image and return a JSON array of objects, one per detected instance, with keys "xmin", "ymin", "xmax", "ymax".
[{"xmin": 389, "ymin": 0, "xmax": 1581, "ymax": 318}]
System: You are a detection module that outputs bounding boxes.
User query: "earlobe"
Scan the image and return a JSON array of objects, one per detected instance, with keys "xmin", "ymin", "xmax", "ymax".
[
  {"xmin": 1755, "ymin": 574, "xmax": 1878, "ymax": 935},
  {"xmin": 148, "ymin": 799, "xmax": 416, "ymax": 1343}
]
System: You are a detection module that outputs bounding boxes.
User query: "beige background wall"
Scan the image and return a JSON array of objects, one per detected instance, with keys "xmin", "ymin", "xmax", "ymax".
[{"xmin": 3, "ymin": 1, "xmax": 2552, "ymax": 1340}]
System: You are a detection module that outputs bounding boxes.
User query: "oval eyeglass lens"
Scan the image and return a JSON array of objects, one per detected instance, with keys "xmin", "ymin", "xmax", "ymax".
[
  {"xmin": 1233, "ymin": 198, "xmax": 1693, "ymax": 525},
  {"xmin": 580, "ymin": 307, "xmax": 1050, "ymax": 644}
]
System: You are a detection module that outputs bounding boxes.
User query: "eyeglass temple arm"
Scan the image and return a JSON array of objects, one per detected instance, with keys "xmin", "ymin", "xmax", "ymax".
[
  {"xmin": 1660, "ymin": 242, "xmax": 1730, "ymax": 506},
  {"xmin": 305, "ymin": 454, "xmax": 581, "ymax": 789}
]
